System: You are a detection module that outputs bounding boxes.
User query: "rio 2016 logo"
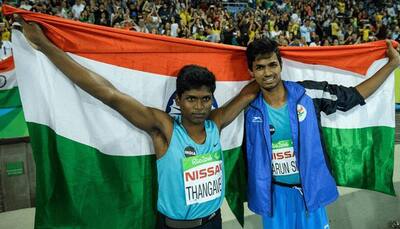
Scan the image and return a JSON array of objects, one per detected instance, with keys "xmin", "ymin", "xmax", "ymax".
[{"xmin": 165, "ymin": 91, "xmax": 219, "ymax": 117}]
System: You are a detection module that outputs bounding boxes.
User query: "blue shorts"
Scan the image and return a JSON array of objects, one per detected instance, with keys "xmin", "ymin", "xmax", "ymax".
[{"xmin": 262, "ymin": 184, "xmax": 330, "ymax": 229}]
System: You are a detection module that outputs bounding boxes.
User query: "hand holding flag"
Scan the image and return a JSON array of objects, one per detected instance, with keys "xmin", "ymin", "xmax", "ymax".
[
  {"xmin": 13, "ymin": 15, "xmax": 48, "ymax": 51},
  {"xmin": 386, "ymin": 39, "xmax": 400, "ymax": 68},
  {"xmin": 355, "ymin": 40, "xmax": 399, "ymax": 99}
]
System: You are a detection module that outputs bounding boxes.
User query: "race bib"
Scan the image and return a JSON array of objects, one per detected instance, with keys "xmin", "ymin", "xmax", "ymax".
[
  {"xmin": 182, "ymin": 151, "xmax": 223, "ymax": 206},
  {"xmin": 271, "ymin": 140, "xmax": 299, "ymax": 176}
]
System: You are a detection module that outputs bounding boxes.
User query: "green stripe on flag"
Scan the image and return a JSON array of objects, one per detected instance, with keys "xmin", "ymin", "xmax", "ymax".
[
  {"xmin": 28, "ymin": 122, "xmax": 246, "ymax": 228},
  {"xmin": 0, "ymin": 87, "xmax": 22, "ymax": 108},
  {"xmin": 223, "ymin": 147, "xmax": 247, "ymax": 226},
  {"xmin": 323, "ymin": 126, "xmax": 395, "ymax": 195},
  {"xmin": 0, "ymin": 108, "xmax": 28, "ymax": 139},
  {"xmin": 29, "ymin": 121, "xmax": 158, "ymax": 228}
]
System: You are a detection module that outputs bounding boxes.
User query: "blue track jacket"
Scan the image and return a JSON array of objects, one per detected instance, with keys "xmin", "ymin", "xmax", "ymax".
[{"xmin": 245, "ymin": 80, "xmax": 365, "ymax": 216}]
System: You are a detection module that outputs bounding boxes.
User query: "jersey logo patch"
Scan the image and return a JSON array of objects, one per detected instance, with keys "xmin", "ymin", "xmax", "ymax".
[
  {"xmin": 252, "ymin": 116, "xmax": 263, "ymax": 123},
  {"xmin": 297, "ymin": 104, "xmax": 307, "ymax": 122},
  {"xmin": 184, "ymin": 146, "xmax": 196, "ymax": 157},
  {"xmin": 269, "ymin": 124, "xmax": 275, "ymax": 135}
]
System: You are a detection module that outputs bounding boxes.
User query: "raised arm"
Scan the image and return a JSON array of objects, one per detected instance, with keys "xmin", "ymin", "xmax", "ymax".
[
  {"xmin": 16, "ymin": 16, "xmax": 173, "ymax": 138},
  {"xmin": 355, "ymin": 40, "xmax": 400, "ymax": 99},
  {"xmin": 210, "ymin": 80, "xmax": 259, "ymax": 130}
]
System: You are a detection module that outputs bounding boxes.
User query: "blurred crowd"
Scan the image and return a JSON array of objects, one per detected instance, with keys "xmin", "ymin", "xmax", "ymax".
[{"xmin": 1, "ymin": 0, "xmax": 400, "ymax": 47}]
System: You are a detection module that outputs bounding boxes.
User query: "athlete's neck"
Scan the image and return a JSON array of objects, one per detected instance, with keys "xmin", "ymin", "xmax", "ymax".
[
  {"xmin": 262, "ymin": 81, "xmax": 287, "ymax": 108},
  {"xmin": 182, "ymin": 119, "xmax": 206, "ymax": 144}
]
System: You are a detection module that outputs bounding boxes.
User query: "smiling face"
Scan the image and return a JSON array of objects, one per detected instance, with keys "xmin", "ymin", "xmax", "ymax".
[
  {"xmin": 251, "ymin": 53, "xmax": 283, "ymax": 91},
  {"xmin": 176, "ymin": 86, "xmax": 213, "ymax": 125}
]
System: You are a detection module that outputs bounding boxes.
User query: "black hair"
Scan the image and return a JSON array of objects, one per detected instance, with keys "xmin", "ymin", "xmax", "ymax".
[
  {"xmin": 176, "ymin": 65, "xmax": 216, "ymax": 97},
  {"xmin": 246, "ymin": 38, "xmax": 282, "ymax": 70}
]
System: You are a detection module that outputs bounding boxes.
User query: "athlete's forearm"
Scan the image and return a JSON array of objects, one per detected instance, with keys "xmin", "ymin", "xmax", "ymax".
[
  {"xmin": 355, "ymin": 60, "xmax": 397, "ymax": 99},
  {"xmin": 39, "ymin": 40, "xmax": 118, "ymax": 104},
  {"xmin": 211, "ymin": 80, "xmax": 259, "ymax": 130}
]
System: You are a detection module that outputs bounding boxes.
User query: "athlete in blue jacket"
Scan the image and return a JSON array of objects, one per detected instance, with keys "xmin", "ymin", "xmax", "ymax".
[{"xmin": 245, "ymin": 38, "xmax": 399, "ymax": 229}]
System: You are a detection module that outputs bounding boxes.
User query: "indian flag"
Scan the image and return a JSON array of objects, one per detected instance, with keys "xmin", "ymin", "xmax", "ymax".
[
  {"xmin": 8, "ymin": 7, "xmax": 249, "ymax": 228},
  {"xmin": 4, "ymin": 5, "xmax": 395, "ymax": 228},
  {"xmin": 0, "ymin": 56, "xmax": 29, "ymax": 139}
]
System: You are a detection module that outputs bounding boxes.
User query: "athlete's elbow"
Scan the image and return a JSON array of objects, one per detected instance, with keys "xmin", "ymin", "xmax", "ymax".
[{"xmin": 99, "ymin": 88, "xmax": 120, "ymax": 107}]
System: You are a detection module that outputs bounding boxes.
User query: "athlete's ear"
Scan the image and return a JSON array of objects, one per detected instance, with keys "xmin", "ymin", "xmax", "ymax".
[
  {"xmin": 175, "ymin": 94, "xmax": 181, "ymax": 106},
  {"xmin": 248, "ymin": 69, "xmax": 254, "ymax": 78}
]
